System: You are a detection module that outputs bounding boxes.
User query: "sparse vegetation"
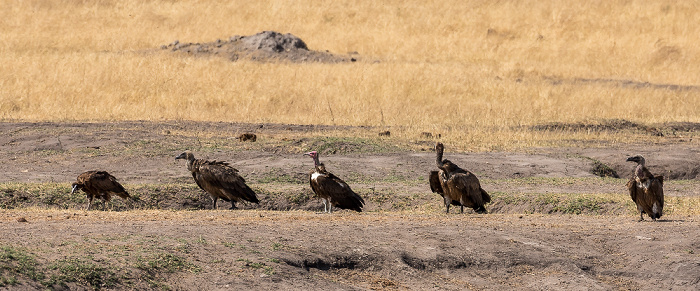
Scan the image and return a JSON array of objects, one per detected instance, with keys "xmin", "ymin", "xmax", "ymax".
[
  {"xmin": 1, "ymin": 178, "xmax": 698, "ymax": 216},
  {"xmin": 0, "ymin": 246, "xmax": 43, "ymax": 285},
  {"xmin": 47, "ymin": 258, "xmax": 118, "ymax": 289}
]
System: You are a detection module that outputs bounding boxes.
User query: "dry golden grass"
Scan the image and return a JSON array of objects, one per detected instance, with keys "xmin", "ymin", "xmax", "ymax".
[{"xmin": 1, "ymin": 0, "xmax": 699, "ymax": 149}]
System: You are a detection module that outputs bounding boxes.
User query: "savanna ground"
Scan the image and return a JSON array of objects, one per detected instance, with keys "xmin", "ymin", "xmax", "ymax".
[{"xmin": 1, "ymin": 0, "xmax": 700, "ymax": 290}]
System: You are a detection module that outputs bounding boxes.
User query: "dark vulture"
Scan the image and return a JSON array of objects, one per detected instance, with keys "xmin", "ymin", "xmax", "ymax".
[
  {"xmin": 430, "ymin": 142, "xmax": 490, "ymax": 214},
  {"xmin": 175, "ymin": 151, "xmax": 259, "ymax": 210},
  {"xmin": 626, "ymin": 155, "xmax": 664, "ymax": 221},
  {"xmin": 304, "ymin": 151, "xmax": 365, "ymax": 213},
  {"xmin": 429, "ymin": 170, "xmax": 463, "ymax": 210},
  {"xmin": 71, "ymin": 170, "xmax": 131, "ymax": 210}
]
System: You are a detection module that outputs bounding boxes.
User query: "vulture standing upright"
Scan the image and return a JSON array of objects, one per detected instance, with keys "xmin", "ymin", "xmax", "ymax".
[
  {"xmin": 176, "ymin": 151, "xmax": 259, "ymax": 210},
  {"xmin": 626, "ymin": 155, "xmax": 664, "ymax": 221},
  {"xmin": 430, "ymin": 142, "xmax": 490, "ymax": 214},
  {"xmin": 304, "ymin": 151, "xmax": 365, "ymax": 213},
  {"xmin": 71, "ymin": 170, "xmax": 131, "ymax": 210}
]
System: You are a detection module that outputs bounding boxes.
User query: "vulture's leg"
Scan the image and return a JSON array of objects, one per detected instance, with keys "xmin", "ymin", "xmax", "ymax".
[
  {"xmin": 444, "ymin": 196, "xmax": 451, "ymax": 213},
  {"xmin": 229, "ymin": 201, "xmax": 237, "ymax": 210},
  {"xmin": 638, "ymin": 211, "xmax": 644, "ymax": 222},
  {"xmin": 460, "ymin": 205, "xmax": 464, "ymax": 214},
  {"xmin": 212, "ymin": 196, "xmax": 218, "ymax": 210},
  {"xmin": 86, "ymin": 195, "xmax": 93, "ymax": 211},
  {"xmin": 316, "ymin": 199, "xmax": 326, "ymax": 214},
  {"xmin": 652, "ymin": 203, "xmax": 660, "ymax": 220},
  {"xmin": 327, "ymin": 199, "xmax": 332, "ymax": 213}
]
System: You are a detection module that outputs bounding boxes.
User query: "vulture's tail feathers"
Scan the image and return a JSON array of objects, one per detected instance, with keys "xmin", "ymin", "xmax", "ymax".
[
  {"xmin": 240, "ymin": 185, "xmax": 259, "ymax": 204},
  {"xmin": 474, "ymin": 206, "xmax": 488, "ymax": 214},
  {"xmin": 480, "ymin": 188, "xmax": 491, "ymax": 204},
  {"xmin": 339, "ymin": 193, "xmax": 365, "ymax": 212},
  {"xmin": 113, "ymin": 191, "xmax": 131, "ymax": 200}
]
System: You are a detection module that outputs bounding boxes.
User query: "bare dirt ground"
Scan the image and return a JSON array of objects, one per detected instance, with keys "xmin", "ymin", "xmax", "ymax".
[{"xmin": 0, "ymin": 121, "xmax": 698, "ymax": 290}]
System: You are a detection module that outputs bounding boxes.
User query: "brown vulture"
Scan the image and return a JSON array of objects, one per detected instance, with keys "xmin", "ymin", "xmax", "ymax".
[
  {"xmin": 71, "ymin": 170, "xmax": 131, "ymax": 210},
  {"xmin": 626, "ymin": 155, "xmax": 664, "ymax": 221},
  {"xmin": 430, "ymin": 142, "xmax": 490, "ymax": 214},
  {"xmin": 176, "ymin": 151, "xmax": 259, "ymax": 210},
  {"xmin": 304, "ymin": 151, "xmax": 365, "ymax": 213},
  {"xmin": 429, "ymin": 170, "xmax": 463, "ymax": 210}
]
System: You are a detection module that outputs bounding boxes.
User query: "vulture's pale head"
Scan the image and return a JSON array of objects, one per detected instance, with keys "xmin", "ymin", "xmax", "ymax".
[
  {"xmin": 304, "ymin": 151, "xmax": 321, "ymax": 165},
  {"xmin": 71, "ymin": 182, "xmax": 83, "ymax": 194},
  {"xmin": 303, "ymin": 151, "xmax": 318, "ymax": 159},
  {"xmin": 626, "ymin": 155, "xmax": 646, "ymax": 165},
  {"xmin": 175, "ymin": 151, "xmax": 195, "ymax": 161}
]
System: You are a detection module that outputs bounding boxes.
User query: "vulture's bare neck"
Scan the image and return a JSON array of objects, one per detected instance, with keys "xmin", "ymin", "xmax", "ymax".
[
  {"xmin": 633, "ymin": 158, "xmax": 647, "ymax": 177},
  {"xmin": 186, "ymin": 156, "xmax": 197, "ymax": 172},
  {"xmin": 636, "ymin": 157, "xmax": 646, "ymax": 167},
  {"xmin": 435, "ymin": 147, "xmax": 445, "ymax": 170},
  {"xmin": 313, "ymin": 156, "xmax": 327, "ymax": 174}
]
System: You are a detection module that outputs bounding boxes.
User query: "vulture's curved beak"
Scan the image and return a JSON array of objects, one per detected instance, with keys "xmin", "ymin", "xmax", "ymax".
[
  {"xmin": 71, "ymin": 184, "xmax": 79, "ymax": 194},
  {"xmin": 175, "ymin": 153, "xmax": 186, "ymax": 160},
  {"xmin": 626, "ymin": 156, "xmax": 636, "ymax": 162}
]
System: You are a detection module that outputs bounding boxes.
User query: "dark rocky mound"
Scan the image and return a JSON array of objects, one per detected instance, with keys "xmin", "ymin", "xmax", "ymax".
[{"xmin": 161, "ymin": 31, "xmax": 357, "ymax": 63}]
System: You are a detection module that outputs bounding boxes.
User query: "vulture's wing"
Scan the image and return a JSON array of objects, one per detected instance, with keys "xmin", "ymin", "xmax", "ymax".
[
  {"xmin": 450, "ymin": 172, "xmax": 478, "ymax": 191},
  {"xmin": 429, "ymin": 171, "xmax": 443, "ymax": 194},
  {"xmin": 316, "ymin": 173, "xmax": 364, "ymax": 212},
  {"xmin": 91, "ymin": 171, "xmax": 130, "ymax": 198},
  {"xmin": 192, "ymin": 172, "xmax": 207, "ymax": 191},
  {"xmin": 450, "ymin": 172, "xmax": 484, "ymax": 204},
  {"xmin": 91, "ymin": 172, "xmax": 126, "ymax": 192},
  {"xmin": 199, "ymin": 163, "xmax": 259, "ymax": 203},
  {"xmin": 626, "ymin": 178, "xmax": 640, "ymax": 204},
  {"xmin": 650, "ymin": 176, "xmax": 664, "ymax": 208}
]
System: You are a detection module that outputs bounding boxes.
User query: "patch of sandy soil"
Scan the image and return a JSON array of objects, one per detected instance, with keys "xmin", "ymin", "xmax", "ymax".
[
  {"xmin": 0, "ymin": 211, "xmax": 697, "ymax": 290},
  {"xmin": 0, "ymin": 121, "xmax": 698, "ymax": 290}
]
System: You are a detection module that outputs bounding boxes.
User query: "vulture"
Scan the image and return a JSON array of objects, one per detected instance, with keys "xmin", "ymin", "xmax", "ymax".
[
  {"xmin": 71, "ymin": 171, "xmax": 131, "ymax": 210},
  {"xmin": 626, "ymin": 155, "xmax": 664, "ymax": 221},
  {"xmin": 304, "ymin": 151, "xmax": 365, "ymax": 213},
  {"xmin": 429, "ymin": 170, "xmax": 462, "ymax": 210},
  {"xmin": 175, "ymin": 151, "xmax": 259, "ymax": 210},
  {"xmin": 430, "ymin": 142, "xmax": 490, "ymax": 214}
]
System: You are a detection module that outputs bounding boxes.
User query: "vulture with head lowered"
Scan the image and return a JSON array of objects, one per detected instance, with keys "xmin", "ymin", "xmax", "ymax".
[
  {"xmin": 304, "ymin": 151, "xmax": 365, "ymax": 213},
  {"xmin": 430, "ymin": 142, "xmax": 490, "ymax": 214},
  {"xmin": 626, "ymin": 155, "xmax": 664, "ymax": 221},
  {"xmin": 176, "ymin": 151, "xmax": 259, "ymax": 210},
  {"xmin": 71, "ymin": 170, "xmax": 131, "ymax": 210}
]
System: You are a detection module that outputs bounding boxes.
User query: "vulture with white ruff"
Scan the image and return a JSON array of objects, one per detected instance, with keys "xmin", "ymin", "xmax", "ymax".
[
  {"xmin": 176, "ymin": 151, "xmax": 259, "ymax": 209},
  {"xmin": 430, "ymin": 142, "xmax": 490, "ymax": 214},
  {"xmin": 626, "ymin": 155, "xmax": 664, "ymax": 221},
  {"xmin": 71, "ymin": 171, "xmax": 131, "ymax": 210},
  {"xmin": 304, "ymin": 151, "xmax": 364, "ymax": 213}
]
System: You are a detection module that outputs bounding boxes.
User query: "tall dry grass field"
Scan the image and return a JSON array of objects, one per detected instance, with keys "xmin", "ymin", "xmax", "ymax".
[{"xmin": 1, "ymin": 0, "xmax": 698, "ymax": 149}]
